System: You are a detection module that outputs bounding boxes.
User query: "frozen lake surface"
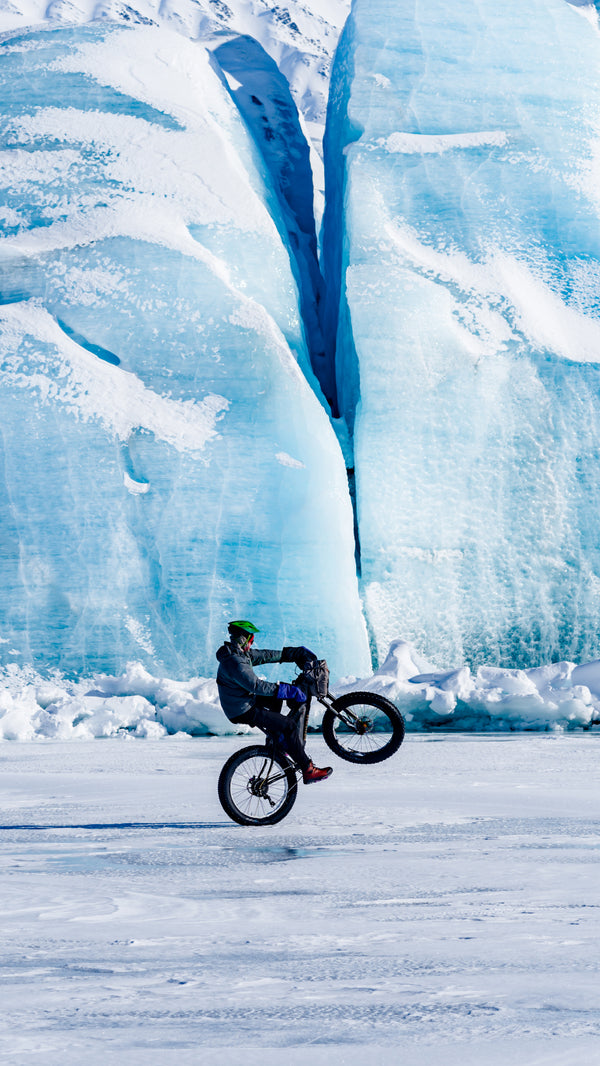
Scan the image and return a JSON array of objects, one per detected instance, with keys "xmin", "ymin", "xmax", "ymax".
[{"xmin": 2, "ymin": 734, "xmax": 600, "ymax": 1064}]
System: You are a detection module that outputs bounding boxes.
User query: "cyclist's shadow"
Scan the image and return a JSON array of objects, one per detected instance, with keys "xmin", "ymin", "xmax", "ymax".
[{"xmin": 0, "ymin": 821, "xmax": 234, "ymax": 831}]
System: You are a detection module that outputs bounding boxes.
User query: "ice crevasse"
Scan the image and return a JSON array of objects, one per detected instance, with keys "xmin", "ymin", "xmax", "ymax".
[
  {"xmin": 323, "ymin": 0, "xmax": 600, "ymax": 670},
  {"xmin": 0, "ymin": 24, "xmax": 371, "ymax": 680}
]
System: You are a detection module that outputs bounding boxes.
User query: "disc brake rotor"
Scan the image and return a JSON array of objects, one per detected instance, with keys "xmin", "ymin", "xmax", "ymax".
[{"xmin": 248, "ymin": 775, "xmax": 268, "ymax": 797}]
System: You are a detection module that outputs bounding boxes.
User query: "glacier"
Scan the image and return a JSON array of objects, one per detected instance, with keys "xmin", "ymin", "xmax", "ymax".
[
  {"xmin": 323, "ymin": 0, "xmax": 600, "ymax": 671},
  {"xmin": 0, "ymin": 22, "xmax": 370, "ymax": 680},
  {"xmin": 4, "ymin": 0, "xmax": 600, "ymax": 733}
]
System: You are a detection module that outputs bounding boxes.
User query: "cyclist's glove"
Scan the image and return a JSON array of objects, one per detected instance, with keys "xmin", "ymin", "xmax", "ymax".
[
  {"xmin": 276, "ymin": 682, "xmax": 306, "ymax": 703},
  {"xmin": 299, "ymin": 646, "xmax": 317, "ymax": 664}
]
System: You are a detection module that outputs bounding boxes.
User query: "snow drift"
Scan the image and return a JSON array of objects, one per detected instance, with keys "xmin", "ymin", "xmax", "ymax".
[{"xmin": 3, "ymin": 639, "xmax": 600, "ymax": 741}]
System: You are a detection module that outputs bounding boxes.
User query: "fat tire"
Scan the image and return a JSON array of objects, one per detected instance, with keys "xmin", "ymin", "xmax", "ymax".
[
  {"xmin": 218, "ymin": 744, "xmax": 298, "ymax": 826},
  {"xmin": 322, "ymin": 691, "xmax": 405, "ymax": 764}
]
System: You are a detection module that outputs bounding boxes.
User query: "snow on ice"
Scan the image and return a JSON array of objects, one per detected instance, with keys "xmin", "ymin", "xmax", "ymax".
[{"xmin": 3, "ymin": 734, "xmax": 600, "ymax": 1061}]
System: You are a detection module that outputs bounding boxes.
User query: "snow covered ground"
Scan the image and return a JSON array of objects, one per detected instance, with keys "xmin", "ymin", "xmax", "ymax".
[{"xmin": 2, "ymin": 734, "xmax": 600, "ymax": 1063}]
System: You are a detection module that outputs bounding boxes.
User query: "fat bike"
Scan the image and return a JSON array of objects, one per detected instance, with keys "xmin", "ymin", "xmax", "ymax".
[{"xmin": 218, "ymin": 662, "xmax": 404, "ymax": 826}]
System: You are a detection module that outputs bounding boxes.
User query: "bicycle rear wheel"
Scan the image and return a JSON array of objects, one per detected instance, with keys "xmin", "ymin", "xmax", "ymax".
[
  {"xmin": 218, "ymin": 744, "xmax": 299, "ymax": 826},
  {"xmin": 322, "ymin": 691, "xmax": 405, "ymax": 764}
]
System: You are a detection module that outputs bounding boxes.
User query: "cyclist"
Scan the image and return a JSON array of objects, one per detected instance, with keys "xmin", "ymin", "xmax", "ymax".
[{"xmin": 216, "ymin": 620, "xmax": 333, "ymax": 784}]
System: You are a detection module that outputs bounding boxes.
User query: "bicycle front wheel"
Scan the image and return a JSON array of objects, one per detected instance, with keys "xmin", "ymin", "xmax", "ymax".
[
  {"xmin": 322, "ymin": 691, "xmax": 405, "ymax": 764},
  {"xmin": 218, "ymin": 745, "xmax": 298, "ymax": 826}
]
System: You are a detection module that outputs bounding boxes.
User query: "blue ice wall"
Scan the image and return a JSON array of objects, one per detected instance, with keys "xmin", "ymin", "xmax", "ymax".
[
  {"xmin": 0, "ymin": 24, "xmax": 371, "ymax": 679},
  {"xmin": 324, "ymin": 0, "xmax": 600, "ymax": 668}
]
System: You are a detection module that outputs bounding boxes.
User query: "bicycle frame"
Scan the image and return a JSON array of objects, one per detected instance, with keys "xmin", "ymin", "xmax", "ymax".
[
  {"xmin": 261, "ymin": 738, "xmax": 301, "ymax": 783},
  {"xmin": 297, "ymin": 684, "xmax": 364, "ymax": 732}
]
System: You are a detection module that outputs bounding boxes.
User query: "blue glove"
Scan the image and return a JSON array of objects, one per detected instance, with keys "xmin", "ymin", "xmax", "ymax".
[{"xmin": 276, "ymin": 682, "xmax": 306, "ymax": 703}]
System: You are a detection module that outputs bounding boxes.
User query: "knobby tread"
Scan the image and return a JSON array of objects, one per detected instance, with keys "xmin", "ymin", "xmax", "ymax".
[{"xmin": 322, "ymin": 691, "xmax": 405, "ymax": 764}]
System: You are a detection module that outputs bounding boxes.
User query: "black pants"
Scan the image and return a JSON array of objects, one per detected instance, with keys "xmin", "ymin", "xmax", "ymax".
[{"xmin": 235, "ymin": 697, "xmax": 310, "ymax": 772}]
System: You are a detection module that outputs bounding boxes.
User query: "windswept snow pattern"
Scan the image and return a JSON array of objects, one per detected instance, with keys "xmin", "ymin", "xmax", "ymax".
[
  {"xmin": 323, "ymin": 0, "xmax": 600, "ymax": 671},
  {"xmin": 5, "ymin": 735, "xmax": 600, "ymax": 1059},
  {"xmin": 0, "ymin": 23, "xmax": 370, "ymax": 680}
]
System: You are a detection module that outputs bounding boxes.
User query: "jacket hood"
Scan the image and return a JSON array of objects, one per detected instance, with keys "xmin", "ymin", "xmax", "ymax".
[
  {"xmin": 216, "ymin": 642, "xmax": 232, "ymax": 663},
  {"xmin": 216, "ymin": 640, "xmax": 249, "ymax": 663}
]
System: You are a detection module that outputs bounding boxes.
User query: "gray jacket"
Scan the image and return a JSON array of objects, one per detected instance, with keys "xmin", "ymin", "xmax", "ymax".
[{"xmin": 216, "ymin": 641, "xmax": 308, "ymax": 722}]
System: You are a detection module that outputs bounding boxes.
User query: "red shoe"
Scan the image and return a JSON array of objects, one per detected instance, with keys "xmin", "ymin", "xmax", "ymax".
[{"xmin": 303, "ymin": 761, "xmax": 333, "ymax": 784}]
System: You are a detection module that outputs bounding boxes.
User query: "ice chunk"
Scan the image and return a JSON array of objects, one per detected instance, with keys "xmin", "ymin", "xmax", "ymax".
[
  {"xmin": 0, "ymin": 24, "xmax": 370, "ymax": 680},
  {"xmin": 3, "ymin": 638, "xmax": 600, "ymax": 738},
  {"xmin": 324, "ymin": 0, "xmax": 600, "ymax": 669},
  {"xmin": 571, "ymin": 660, "xmax": 600, "ymax": 697},
  {"xmin": 333, "ymin": 639, "xmax": 600, "ymax": 733}
]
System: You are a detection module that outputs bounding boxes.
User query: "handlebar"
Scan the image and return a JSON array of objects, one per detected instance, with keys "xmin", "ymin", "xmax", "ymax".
[{"xmin": 296, "ymin": 658, "xmax": 330, "ymax": 699}]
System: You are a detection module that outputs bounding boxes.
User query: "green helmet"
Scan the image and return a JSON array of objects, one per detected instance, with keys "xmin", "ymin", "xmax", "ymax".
[{"xmin": 228, "ymin": 619, "xmax": 260, "ymax": 636}]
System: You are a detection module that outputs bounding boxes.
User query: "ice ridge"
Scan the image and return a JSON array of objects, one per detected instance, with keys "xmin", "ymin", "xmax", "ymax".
[{"xmin": 5, "ymin": 638, "xmax": 600, "ymax": 739}]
